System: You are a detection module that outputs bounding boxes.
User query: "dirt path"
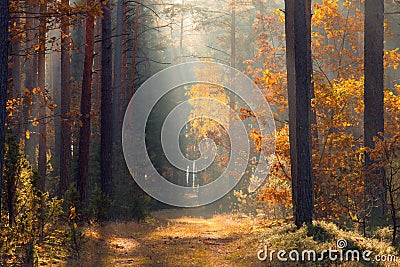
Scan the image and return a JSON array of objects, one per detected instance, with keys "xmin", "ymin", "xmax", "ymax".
[{"xmin": 71, "ymin": 210, "xmax": 262, "ymax": 266}]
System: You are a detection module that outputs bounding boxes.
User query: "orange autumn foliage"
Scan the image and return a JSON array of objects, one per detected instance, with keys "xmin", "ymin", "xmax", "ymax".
[{"xmin": 251, "ymin": 0, "xmax": 400, "ymax": 222}]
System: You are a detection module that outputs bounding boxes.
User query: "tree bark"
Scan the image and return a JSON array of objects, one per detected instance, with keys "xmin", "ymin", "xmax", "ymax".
[
  {"xmin": 50, "ymin": 35, "xmax": 61, "ymax": 181},
  {"xmin": 38, "ymin": 2, "xmax": 47, "ymax": 190},
  {"xmin": 130, "ymin": 2, "xmax": 140, "ymax": 98},
  {"xmin": 24, "ymin": 2, "xmax": 38, "ymax": 165},
  {"xmin": 364, "ymin": 0, "xmax": 386, "ymax": 223},
  {"xmin": 285, "ymin": 0, "xmax": 314, "ymax": 227},
  {"xmin": 113, "ymin": 0, "xmax": 125, "ymax": 152},
  {"xmin": 60, "ymin": 0, "xmax": 72, "ymax": 196},
  {"xmin": 92, "ymin": 17, "xmax": 101, "ymax": 137},
  {"xmin": 77, "ymin": 2, "xmax": 95, "ymax": 203},
  {"xmin": 0, "ymin": 0, "xmax": 10, "ymax": 220},
  {"xmin": 101, "ymin": 0, "xmax": 113, "ymax": 199},
  {"xmin": 121, "ymin": 0, "xmax": 128, "ymax": 105},
  {"xmin": 10, "ymin": 16, "xmax": 21, "ymax": 139},
  {"xmin": 70, "ymin": 0, "xmax": 84, "ymax": 162}
]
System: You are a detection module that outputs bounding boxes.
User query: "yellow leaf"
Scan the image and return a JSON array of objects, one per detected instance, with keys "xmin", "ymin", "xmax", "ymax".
[{"xmin": 26, "ymin": 130, "xmax": 31, "ymax": 139}]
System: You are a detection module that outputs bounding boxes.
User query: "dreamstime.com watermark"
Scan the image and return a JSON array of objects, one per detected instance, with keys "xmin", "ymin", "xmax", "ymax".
[{"xmin": 257, "ymin": 239, "xmax": 399, "ymax": 263}]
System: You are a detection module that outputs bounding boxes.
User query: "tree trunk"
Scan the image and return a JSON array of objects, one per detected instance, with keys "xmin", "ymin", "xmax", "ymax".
[
  {"xmin": 38, "ymin": 2, "xmax": 47, "ymax": 190},
  {"xmin": 50, "ymin": 35, "xmax": 61, "ymax": 182},
  {"xmin": 121, "ymin": 0, "xmax": 128, "ymax": 106},
  {"xmin": 10, "ymin": 16, "xmax": 22, "ymax": 140},
  {"xmin": 0, "ymin": 0, "xmax": 10, "ymax": 221},
  {"xmin": 364, "ymin": 0, "xmax": 386, "ymax": 224},
  {"xmin": 125, "ymin": 2, "xmax": 140, "ymax": 147},
  {"xmin": 92, "ymin": 17, "xmax": 101, "ymax": 138},
  {"xmin": 70, "ymin": 0, "xmax": 84, "ymax": 162},
  {"xmin": 77, "ymin": 3, "xmax": 95, "ymax": 203},
  {"xmin": 130, "ymin": 2, "xmax": 140, "ymax": 98},
  {"xmin": 285, "ymin": 0, "xmax": 314, "ymax": 227},
  {"xmin": 113, "ymin": 0, "xmax": 125, "ymax": 152},
  {"xmin": 101, "ymin": 1, "xmax": 113, "ymax": 199},
  {"xmin": 60, "ymin": 0, "xmax": 72, "ymax": 196},
  {"xmin": 24, "ymin": 2, "xmax": 38, "ymax": 166}
]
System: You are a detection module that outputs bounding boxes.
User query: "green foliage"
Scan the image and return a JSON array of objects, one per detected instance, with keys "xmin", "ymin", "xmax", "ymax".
[
  {"xmin": 87, "ymin": 184, "xmax": 113, "ymax": 222},
  {"xmin": 1, "ymin": 133, "xmax": 42, "ymax": 265},
  {"xmin": 63, "ymin": 183, "xmax": 81, "ymax": 215},
  {"xmin": 115, "ymin": 182, "xmax": 150, "ymax": 222},
  {"xmin": 306, "ymin": 224, "xmax": 335, "ymax": 243},
  {"xmin": 1, "ymin": 133, "xmax": 64, "ymax": 265},
  {"xmin": 88, "ymin": 135, "xmax": 150, "ymax": 221},
  {"xmin": 0, "ymin": 133, "xmax": 62, "ymax": 265},
  {"xmin": 112, "ymin": 157, "xmax": 150, "ymax": 221},
  {"xmin": 255, "ymin": 221, "xmax": 398, "ymax": 266}
]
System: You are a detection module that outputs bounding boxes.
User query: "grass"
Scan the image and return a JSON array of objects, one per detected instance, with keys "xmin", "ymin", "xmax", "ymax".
[{"xmin": 37, "ymin": 210, "xmax": 400, "ymax": 266}]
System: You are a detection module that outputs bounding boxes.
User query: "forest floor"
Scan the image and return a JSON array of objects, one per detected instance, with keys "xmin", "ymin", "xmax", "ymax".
[
  {"xmin": 65, "ymin": 209, "xmax": 263, "ymax": 267},
  {"xmin": 42, "ymin": 209, "xmax": 400, "ymax": 267}
]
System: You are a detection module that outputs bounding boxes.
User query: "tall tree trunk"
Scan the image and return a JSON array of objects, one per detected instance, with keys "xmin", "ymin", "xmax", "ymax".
[
  {"xmin": 121, "ymin": 0, "xmax": 128, "ymax": 106},
  {"xmin": 70, "ymin": 0, "xmax": 84, "ymax": 162},
  {"xmin": 130, "ymin": 2, "xmax": 140, "ymax": 98},
  {"xmin": 77, "ymin": 2, "xmax": 95, "ymax": 203},
  {"xmin": 60, "ymin": 0, "xmax": 72, "ymax": 196},
  {"xmin": 364, "ymin": 0, "xmax": 386, "ymax": 224},
  {"xmin": 126, "ymin": 2, "xmax": 140, "ymax": 146},
  {"xmin": 113, "ymin": 0, "xmax": 125, "ymax": 153},
  {"xmin": 0, "ymin": 0, "xmax": 10, "ymax": 221},
  {"xmin": 92, "ymin": 17, "xmax": 101, "ymax": 137},
  {"xmin": 38, "ymin": 2, "xmax": 47, "ymax": 190},
  {"xmin": 10, "ymin": 16, "xmax": 21, "ymax": 139},
  {"xmin": 7, "ymin": 6, "xmax": 21, "ymax": 228},
  {"xmin": 51, "ymin": 33, "xmax": 61, "ymax": 184},
  {"xmin": 285, "ymin": 0, "xmax": 314, "ymax": 227},
  {"xmin": 24, "ymin": 2, "xmax": 38, "ymax": 165},
  {"xmin": 101, "ymin": 1, "xmax": 113, "ymax": 199}
]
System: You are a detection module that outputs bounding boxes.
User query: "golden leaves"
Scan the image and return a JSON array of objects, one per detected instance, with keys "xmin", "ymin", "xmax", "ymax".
[
  {"xmin": 273, "ymin": 9, "xmax": 285, "ymax": 23},
  {"xmin": 69, "ymin": 206, "xmax": 79, "ymax": 220},
  {"xmin": 258, "ymin": 187, "xmax": 291, "ymax": 206},
  {"xmin": 49, "ymin": 103, "xmax": 58, "ymax": 111},
  {"xmin": 384, "ymin": 48, "xmax": 400, "ymax": 70},
  {"xmin": 26, "ymin": 130, "xmax": 31, "ymax": 140},
  {"xmin": 34, "ymin": 43, "xmax": 41, "ymax": 51},
  {"xmin": 32, "ymin": 118, "xmax": 39, "ymax": 127},
  {"xmin": 251, "ymin": 0, "xmax": 400, "ymax": 222},
  {"xmin": 249, "ymin": 129, "xmax": 262, "ymax": 152}
]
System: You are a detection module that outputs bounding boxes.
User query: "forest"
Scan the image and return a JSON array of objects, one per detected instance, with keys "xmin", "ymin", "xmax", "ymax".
[{"xmin": 0, "ymin": 0, "xmax": 400, "ymax": 266}]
